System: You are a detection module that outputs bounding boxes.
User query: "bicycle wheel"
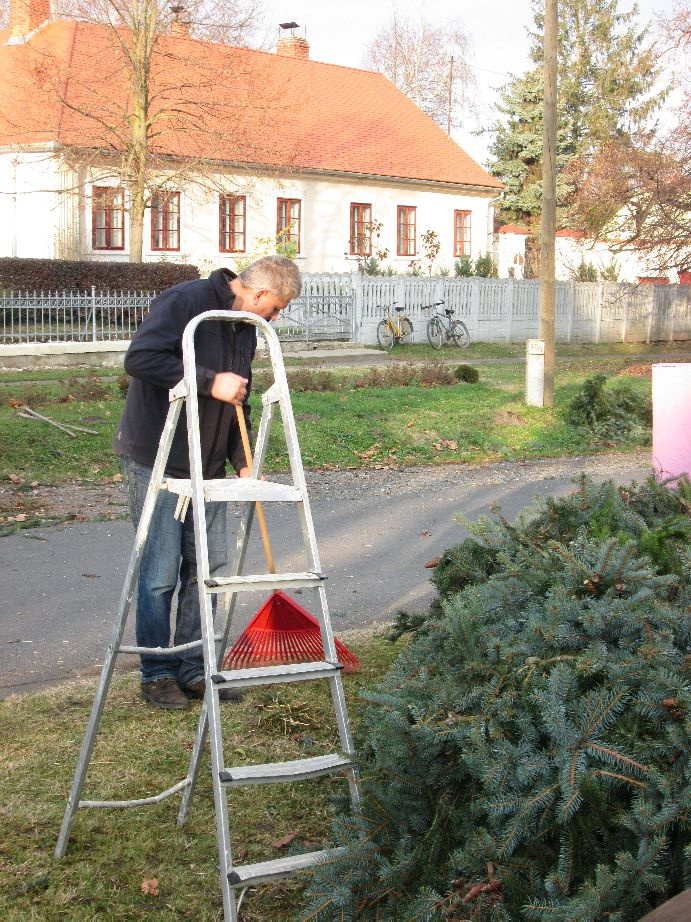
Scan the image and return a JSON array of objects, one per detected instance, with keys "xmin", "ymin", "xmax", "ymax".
[
  {"xmin": 426, "ymin": 317, "xmax": 444, "ymax": 349},
  {"xmin": 377, "ymin": 319, "xmax": 394, "ymax": 351},
  {"xmin": 450, "ymin": 320, "xmax": 470, "ymax": 348},
  {"xmin": 398, "ymin": 317, "xmax": 414, "ymax": 345}
]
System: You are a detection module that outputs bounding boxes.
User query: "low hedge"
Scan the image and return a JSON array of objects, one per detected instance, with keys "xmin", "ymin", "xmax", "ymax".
[{"xmin": 0, "ymin": 258, "xmax": 199, "ymax": 292}]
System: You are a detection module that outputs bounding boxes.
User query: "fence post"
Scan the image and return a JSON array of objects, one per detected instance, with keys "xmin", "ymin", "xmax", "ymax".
[
  {"xmin": 505, "ymin": 279, "xmax": 514, "ymax": 343},
  {"xmin": 348, "ymin": 271, "xmax": 359, "ymax": 342},
  {"xmin": 567, "ymin": 283, "xmax": 575, "ymax": 343},
  {"xmin": 622, "ymin": 290, "xmax": 629, "ymax": 343},
  {"xmin": 647, "ymin": 287, "xmax": 653, "ymax": 344},
  {"xmin": 595, "ymin": 282, "xmax": 603, "ymax": 344},
  {"xmin": 669, "ymin": 289, "xmax": 676, "ymax": 343},
  {"xmin": 470, "ymin": 279, "xmax": 481, "ymax": 341},
  {"xmin": 91, "ymin": 285, "xmax": 97, "ymax": 342}
]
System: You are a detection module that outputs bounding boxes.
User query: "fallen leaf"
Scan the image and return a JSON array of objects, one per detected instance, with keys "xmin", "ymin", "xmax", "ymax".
[
  {"xmin": 236, "ymin": 848, "xmax": 249, "ymax": 861},
  {"xmin": 9, "ymin": 399, "xmax": 20, "ymax": 408},
  {"xmin": 30, "ymin": 480, "xmax": 39, "ymax": 487},
  {"xmin": 141, "ymin": 878, "xmax": 159, "ymax": 896},
  {"xmin": 433, "ymin": 438, "xmax": 458, "ymax": 451},
  {"xmin": 112, "ymin": 473, "xmax": 123, "ymax": 482},
  {"xmin": 420, "ymin": 529, "xmax": 431, "ymax": 537},
  {"xmin": 272, "ymin": 832, "xmax": 297, "ymax": 849},
  {"xmin": 406, "ymin": 420, "xmax": 414, "ymax": 428},
  {"xmin": 9, "ymin": 473, "xmax": 22, "ymax": 484},
  {"xmin": 15, "ymin": 514, "xmax": 28, "ymax": 522},
  {"xmin": 425, "ymin": 557, "xmax": 441, "ymax": 568}
]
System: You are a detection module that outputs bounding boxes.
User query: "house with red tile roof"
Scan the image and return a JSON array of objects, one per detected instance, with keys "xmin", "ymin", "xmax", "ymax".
[{"xmin": 0, "ymin": 1, "xmax": 504, "ymax": 274}]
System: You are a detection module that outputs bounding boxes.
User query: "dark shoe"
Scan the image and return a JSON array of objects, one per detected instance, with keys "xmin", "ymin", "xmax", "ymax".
[
  {"xmin": 184, "ymin": 678, "xmax": 244, "ymax": 702},
  {"xmin": 141, "ymin": 678, "xmax": 190, "ymax": 710}
]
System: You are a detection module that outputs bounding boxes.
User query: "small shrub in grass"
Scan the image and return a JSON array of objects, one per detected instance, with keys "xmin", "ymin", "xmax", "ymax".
[
  {"xmin": 304, "ymin": 475, "xmax": 691, "ymax": 921},
  {"xmin": 353, "ymin": 362, "xmax": 455, "ymax": 389},
  {"xmin": 287, "ymin": 367, "xmax": 338, "ymax": 392},
  {"xmin": 454, "ymin": 363, "xmax": 480, "ymax": 383},
  {"xmin": 117, "ymin": 373, "xmax": 130, "ymax": 396},
  {"xmin": 565, "ymin": 373, "xmax": 651, "ymax": 443}
]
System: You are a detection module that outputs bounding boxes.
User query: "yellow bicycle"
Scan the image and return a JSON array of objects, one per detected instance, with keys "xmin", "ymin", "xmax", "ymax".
[{"xmin": 376, "ymin": 303, "xmax": 413, "ymax": 351}]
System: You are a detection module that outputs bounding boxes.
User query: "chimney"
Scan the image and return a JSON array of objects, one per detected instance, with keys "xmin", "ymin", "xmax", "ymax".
[
  {"xmin": 170, "ymin": 4, "xmax": 191, "ymax": 37},
  {"xmin": 276, "ymin": 22, "xmax": 309, "ymax": 59},
  {"xmin": 9, "ymin": 0, "xmax": 51, "ymax": 41},
  {"xmin": 276, "ymin": 35, "xmax": 310, "ymax": 59}
]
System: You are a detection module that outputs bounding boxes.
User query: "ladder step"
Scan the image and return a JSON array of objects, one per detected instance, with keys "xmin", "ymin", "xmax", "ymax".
[
  {"xmin": 228, "ymin": 847, "xmax": 346, "ymax": 887},
  {"xmin": 205, "ymin": 571, "xmax": 325, "ymax": 593},
  {"xmin": 219, "ymin": 753, "xmax": 355, "ymax": 787},
  {"xmin": 164, "ymin": 477, "xmax": 302, "ymax": 503},
  {"xmin": 212, "ymin": 660, "xmax": 343, "ymax": 689}
]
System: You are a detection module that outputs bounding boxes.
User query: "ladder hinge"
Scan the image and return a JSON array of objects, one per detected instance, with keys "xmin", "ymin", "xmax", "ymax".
[{"xmin": 169, "ymin": 380, "xmax": 188, "ymax": 401}]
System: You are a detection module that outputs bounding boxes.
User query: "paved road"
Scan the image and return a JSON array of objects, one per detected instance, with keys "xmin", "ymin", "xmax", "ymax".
[{"xmin": 0, "ymin": 453, "xmax": 651, "ymax": 699}]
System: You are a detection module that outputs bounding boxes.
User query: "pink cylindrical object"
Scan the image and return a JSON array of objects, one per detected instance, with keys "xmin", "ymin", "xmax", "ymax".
[{"xmin": 652, "ymin": 363, "xmax": 691, "ymax": 486}]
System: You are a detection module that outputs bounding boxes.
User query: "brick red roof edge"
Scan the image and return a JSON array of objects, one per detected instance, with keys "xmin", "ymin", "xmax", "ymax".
[{"xmin": 0, "ymin": 20, "xmax": 504, "ymax": 191}]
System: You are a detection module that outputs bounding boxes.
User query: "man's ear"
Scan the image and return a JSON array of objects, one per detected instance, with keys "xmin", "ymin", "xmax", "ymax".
[{"xmin": 253, "ymin": 288, "xmax": 269, "ymax": 304}]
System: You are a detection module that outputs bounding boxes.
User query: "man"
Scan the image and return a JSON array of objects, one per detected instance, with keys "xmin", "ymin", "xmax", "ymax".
[{"xmin": 114, "ymin": 255, "xmax": 301, "ymax": 709}]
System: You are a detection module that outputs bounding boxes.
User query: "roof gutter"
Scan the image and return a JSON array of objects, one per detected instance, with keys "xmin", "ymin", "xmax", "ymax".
[{"xmin": 27, "ymin": 144, "xmax": 504, "ymax": 195}]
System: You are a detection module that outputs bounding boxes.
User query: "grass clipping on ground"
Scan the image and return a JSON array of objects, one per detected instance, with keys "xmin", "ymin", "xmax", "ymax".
[{"xmin": 0, "ymin": 630, "xmax": 400, "ymax": 921}]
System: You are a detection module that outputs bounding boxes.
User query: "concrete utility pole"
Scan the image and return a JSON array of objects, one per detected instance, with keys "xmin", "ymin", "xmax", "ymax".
[{"xmin": 539, "ymin": 0, "xmax": 558, "ymax": 406}]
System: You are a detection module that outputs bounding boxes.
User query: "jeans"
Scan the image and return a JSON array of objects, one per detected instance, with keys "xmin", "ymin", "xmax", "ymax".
[{"xmin": 121, "ymin": 456, "xmax": 227, "ymax": 687}]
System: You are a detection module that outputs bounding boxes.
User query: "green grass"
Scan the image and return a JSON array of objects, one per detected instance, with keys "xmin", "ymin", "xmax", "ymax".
[
  {"xmin": 362, "ymin": 339, "xmax": 691, "ymax": 361},
  {"xmin": 0, "ymin": 631, "xmax": 401, "ymax": 921},
  {"xmin": 0, "ymin": 360, "xmax": 656, "ymax": 488}
]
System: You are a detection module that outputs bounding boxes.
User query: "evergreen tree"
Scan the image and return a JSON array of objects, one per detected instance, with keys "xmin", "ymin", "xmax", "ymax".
[
  {"xmin": 489, "ymin": 0, "xmax": 662, "ymax": 227},
  {"xmin": 304, "ymin": 476, "xmax": 691, "ymax": 922}
]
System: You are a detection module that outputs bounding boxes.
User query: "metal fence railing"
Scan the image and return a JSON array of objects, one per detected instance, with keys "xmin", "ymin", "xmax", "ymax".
[
  {"xmin": 1, "ymin": 288, "xmax": 154, "ymax": 344},
  {"xmin": 1, "ymin": 277, "xmax": 689, "ymax": 346}
]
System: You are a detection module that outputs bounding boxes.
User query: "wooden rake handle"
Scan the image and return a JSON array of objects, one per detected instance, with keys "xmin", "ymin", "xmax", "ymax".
[{"xmin": 235, "ymin": 404, "xmax": 275, "ymax": 574}]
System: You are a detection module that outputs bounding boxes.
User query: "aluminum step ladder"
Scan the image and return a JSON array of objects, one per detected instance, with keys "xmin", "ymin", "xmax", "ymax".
[{"xmin": 55, "ymin": 310, "xmax": 361, "ymax": 921}]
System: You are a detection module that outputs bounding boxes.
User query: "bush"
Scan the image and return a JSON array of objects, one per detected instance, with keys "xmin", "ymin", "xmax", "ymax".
[
  {"xmin": 305, "ymin": 475, "xmax": 691, "ymax": 921},
  {"xmin": 454, "ymin": 254, "xmax": 474, "ymax": 277},
  {"xmin": 0, "ymin": 257, "xmax": 199, "ymax": 292},
  {"xmin": 453, "ymin": 364, "xmax": 480, "ymax": 383},
  {"xmin": 565, "ymin": 373, "xmax": 651, "ymax": 443},
  {"xmin": 354, "ymin": 362, "xmax": 456, "ymax": 389},
  {"xmin": 474, "ymin": 253, "xmax": 498, "ymax": 278}
]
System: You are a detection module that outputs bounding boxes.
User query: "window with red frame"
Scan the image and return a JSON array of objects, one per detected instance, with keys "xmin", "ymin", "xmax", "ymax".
[
  {"xmin": 350, "ymin": 203, "xmax": 372, "ymax": 256},
  {"xmin": 92, "ymin": 187, "xmax": 125, "ymax": 250},
  {"xmin": 277, "ymin": 198, "xmax": 301, "ymax": 253},
  {"xmin": 151, "ymin": 191, "xmax": 180, "ymax": 251},
  {"xmin": 454, "ymin": 210, "xmax": 471, "ymax": 257},
  {"xmin": 219, "ymin": 195, "xmax": 246, "ymax": 253},
  {"xmin": 397, "ymin": 205, "xmax": 416, "ymax": 256}
]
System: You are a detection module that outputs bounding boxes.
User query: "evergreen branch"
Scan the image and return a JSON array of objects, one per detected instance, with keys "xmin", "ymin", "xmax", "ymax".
[
  {"xmin": 585, "ymin": 743, "xmax": 648, "ymax": 774},
  {"xmin": 592, "ymin": 769, "xmax": 645, "ymax": 788}
]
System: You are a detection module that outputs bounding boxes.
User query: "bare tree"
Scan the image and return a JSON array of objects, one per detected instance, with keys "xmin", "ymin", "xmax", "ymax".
[
  {"xmin": 362, "ymin": 10, "xmax": 477, "ymax": 132},
  {"xmin": 1, "ymin": 0, "xmax": 295, "ymax": 262}
]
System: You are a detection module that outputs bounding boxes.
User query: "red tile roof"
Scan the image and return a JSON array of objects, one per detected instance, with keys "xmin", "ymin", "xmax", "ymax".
[
  {"xmin": 0, "ymin": 20, "xmax": 503, "ymax": 191},
  {"xmin": 497, "ymin": 224, "xmax": 530, "ymax": 235},
  {"xmin": 555, "ymin": 228, "xmax": 585, "ymax": 238}
]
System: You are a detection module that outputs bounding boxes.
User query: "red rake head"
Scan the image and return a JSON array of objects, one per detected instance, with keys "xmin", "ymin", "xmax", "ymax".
[{"xmin": 222, "ymin": 591, "xmax": 360, "ymax": 672}]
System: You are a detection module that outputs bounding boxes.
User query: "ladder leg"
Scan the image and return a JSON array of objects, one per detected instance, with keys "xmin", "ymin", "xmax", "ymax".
[
  {"xmin": 177, "ymin": 500, "xmax": 256, "ymax": 825},
  {"xmin": 177, "ymin": 399, "xmax": 275, "ymax": 824},
  {"xmin": 55, "ymin": 400, "xmax": 183, "ymax": 858}
]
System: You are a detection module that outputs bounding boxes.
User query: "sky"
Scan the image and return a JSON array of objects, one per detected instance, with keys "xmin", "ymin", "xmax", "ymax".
[{"xmin": 260, "ymin": 0, "xmax": 680, "ymax": 166}]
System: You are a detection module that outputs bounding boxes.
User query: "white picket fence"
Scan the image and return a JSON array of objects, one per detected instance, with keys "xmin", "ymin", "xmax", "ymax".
[
  {"xmin": 1, "ymin": 275, "xmax": 689, "ymax": 345},
  {"xmin": 342, "ymin": 275, "xmax": 691, "ymax": 344}
]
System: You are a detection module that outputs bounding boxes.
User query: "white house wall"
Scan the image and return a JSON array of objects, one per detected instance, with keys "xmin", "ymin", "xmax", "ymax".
[
  {"xmin": 81, "ymin": 169, "xmax": 496, "ymax": 274},
  {"xmin": 0, "ymin": 150, "xmax": 63, "ymax": 262}
]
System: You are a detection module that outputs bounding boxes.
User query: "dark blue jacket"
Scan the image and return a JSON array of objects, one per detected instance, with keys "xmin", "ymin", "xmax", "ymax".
[{"xmin": 113, "ymin": 269, "xmax": 256, "ymax": 478}]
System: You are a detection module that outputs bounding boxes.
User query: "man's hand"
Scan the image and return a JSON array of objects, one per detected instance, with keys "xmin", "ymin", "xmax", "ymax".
[
  {"xmin": 210, "ymin": 372, "xmax": 248, "ymax": 405},
  {"xmin": 237, "ymin": 466, "xmax": 251, "ymax": 478}
]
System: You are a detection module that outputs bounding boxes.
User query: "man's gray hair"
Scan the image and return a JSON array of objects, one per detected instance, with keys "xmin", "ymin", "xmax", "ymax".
[{"xmin": 238, "ymin": 255, "xmax": 302, "ymax": 301}]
